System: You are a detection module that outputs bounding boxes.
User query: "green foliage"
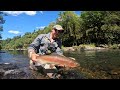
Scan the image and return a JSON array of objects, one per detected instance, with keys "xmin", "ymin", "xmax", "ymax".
[
  {"xmin": 1, "ymin": 11, "xmax": 120, "ymax": 50},
  {"xmin": 56, "ymin": 11, "xmax": 80, "ymax": 46},
  {"xmin": 1, "ymin": 22, "xmax": 55, "ymax": 50},
  {"xmin": 0, "ymin": 12, "xmax": 6, "ymax": 50}
]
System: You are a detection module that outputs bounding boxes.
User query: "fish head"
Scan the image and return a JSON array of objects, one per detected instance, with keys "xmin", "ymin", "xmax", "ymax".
[{"xmin": 71, "ymin": 62, "xmax": 80, "ymax": 68}]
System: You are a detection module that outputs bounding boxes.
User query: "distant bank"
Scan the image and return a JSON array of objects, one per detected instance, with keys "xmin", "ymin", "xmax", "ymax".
[{"xmin": 1, "ymin": 44, "xmax": 120, "ymax": 52}]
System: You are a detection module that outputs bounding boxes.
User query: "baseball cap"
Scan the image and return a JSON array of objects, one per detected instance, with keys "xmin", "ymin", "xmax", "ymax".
[{"xmin": 53, "ymin": 25, "xmax": 64, "ymax": 30}]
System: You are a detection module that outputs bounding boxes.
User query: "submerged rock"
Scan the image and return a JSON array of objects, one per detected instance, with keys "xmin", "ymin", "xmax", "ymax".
[
  {"xmin": 0, "ymin": 63, "xmax": 28, "ymax": 79},
  {"xmin": 0, "ymin": 63, "xmax": 85, "ymax": 79},
  {"xmin": 34, "ymin": 65, "xmax": 85, "ymax": 79},
  {"xmin": 0, "ymin": 63, "xmax": 19, "ymax": 70},
  {"xmin": 2, "ymin": 69, "xmax": 27, "ymax": 79},
  {"xmin": 60, "ymin": 69, "xmax": 86, "ymax": 79}
]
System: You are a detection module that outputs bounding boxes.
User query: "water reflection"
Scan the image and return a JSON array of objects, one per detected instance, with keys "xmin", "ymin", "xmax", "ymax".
[
  {"xmin": 0, "ymin": 49, "xmax": 120, "ymax": 79},
  {"xmin": 7, "ymin": 50, "xmax": 28, "ymax": 56},
  {"xmin": 0, "ymin": 50, "xmax": 29, "ymax": 68},
  {"xmin": 64, "ymin": 49, "xmax": 120, "ymax": 79}
]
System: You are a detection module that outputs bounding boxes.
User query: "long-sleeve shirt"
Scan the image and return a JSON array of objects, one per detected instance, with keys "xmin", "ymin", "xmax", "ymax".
[{"xmin": 28, "ymin": 33, "xmax": 63, "ymax": 56}]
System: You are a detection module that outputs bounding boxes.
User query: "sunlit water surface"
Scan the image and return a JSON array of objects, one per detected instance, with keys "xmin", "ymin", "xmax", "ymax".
[{"xmin": 0, "ymin": 49, "xmax": 120, "ymax": 79}]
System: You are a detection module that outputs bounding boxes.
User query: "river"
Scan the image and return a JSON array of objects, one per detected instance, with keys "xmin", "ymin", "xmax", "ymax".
[{"xmin": 0, "ymin": 49, "xmax": 120, "ymax": 79}]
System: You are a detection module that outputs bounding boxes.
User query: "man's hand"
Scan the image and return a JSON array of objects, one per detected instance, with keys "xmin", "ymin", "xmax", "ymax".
[
  {"xmin": 31, "ymin": 53, "xmax": 40, "ymax": 62},
  {"xmin": 28, "ymin": 50, "xmax": 39, "ymax": 62}
]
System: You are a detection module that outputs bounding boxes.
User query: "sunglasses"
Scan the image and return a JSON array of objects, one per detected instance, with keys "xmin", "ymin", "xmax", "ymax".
[{"xmin": 54, "ymin": 29, "xmax": 64, "ymax": 33}]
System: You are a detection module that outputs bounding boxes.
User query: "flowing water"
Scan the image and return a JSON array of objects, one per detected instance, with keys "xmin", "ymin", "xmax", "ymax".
[{"xmin": 0, "ymin": 49, "xmax": 120, "ymax": 79}]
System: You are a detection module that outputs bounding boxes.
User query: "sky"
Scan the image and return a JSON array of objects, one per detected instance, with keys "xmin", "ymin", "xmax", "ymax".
[{"xmin": 1, "ymin": 11, "xmax": 81, "ymax": 40}]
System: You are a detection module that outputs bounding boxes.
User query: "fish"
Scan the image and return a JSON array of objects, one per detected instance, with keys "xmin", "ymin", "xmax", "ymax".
[{"xmin": 35, "ymin": 54, "xmax": 80, "ymax": 68}]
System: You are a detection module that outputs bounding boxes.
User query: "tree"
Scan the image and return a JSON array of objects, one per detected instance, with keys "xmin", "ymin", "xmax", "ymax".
[
  {"xmin": 0, "ymin": 12, "xmax": 6, "ymax": 50},
  {"xmin": 2, "ymin": 11, "xmax": 120, "ymax": 50},
  {"xmin": 80, "ymin": 11, "xmax": 106, "ymax": 45},
  {"xmin": 101, "ymin": 11, "xmax": 120, "ymax": 44},
  {"xmin": 56, "ymin": 11, "xmax": 80, "ymax": 46}
]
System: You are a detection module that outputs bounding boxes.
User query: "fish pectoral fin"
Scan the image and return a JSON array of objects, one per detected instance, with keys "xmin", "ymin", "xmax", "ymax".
[{"xmin": 69, "ymin": 57, "xmax": 76, "ymax": 60}]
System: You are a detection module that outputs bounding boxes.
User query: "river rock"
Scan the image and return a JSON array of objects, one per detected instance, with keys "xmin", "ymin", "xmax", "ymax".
[
  {"xmin": 0, "ymin": 63, "xmax": 86, "ymax": 79},
  {"xmin": 2, "ymin": 69, "xmax": 27, "ymax": 79},
  {"xmin": 0, "ymin": 63, "xmax": 19, "ymax": 70},
  {"xmin": 0, "ymin": 63, "xmax": 28, "ymax": 79},
  {"xmin": 59, "ymin": 69, "xmax": 85, "ymax": 79}
]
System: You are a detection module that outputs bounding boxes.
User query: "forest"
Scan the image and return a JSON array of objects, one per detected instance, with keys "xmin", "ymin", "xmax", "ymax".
[
  {"xmin": 0, "ymin": 12, "xmax": 6, "ymax": 50},
  {"xmin": 1, "ymin": 11, "xmax": 120, "ymax": 50}
]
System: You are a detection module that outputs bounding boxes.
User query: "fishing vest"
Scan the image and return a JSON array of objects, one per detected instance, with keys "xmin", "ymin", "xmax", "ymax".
[{"xmin": 38, "ymin": 36, "xmax": 59, "ymax": 55}]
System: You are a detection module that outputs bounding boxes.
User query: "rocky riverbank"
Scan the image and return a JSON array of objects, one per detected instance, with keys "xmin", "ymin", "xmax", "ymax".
[
  {"xmin": 0, "ymin": 63, "xmax": 48, "ymax": 79},
  {"xmin": 1, "ymin": 44, "xmax": 120, "ymax": 52},
  {"xmin": 0, "ymin": 63, "xmax": 85, "ymax": 79},
  {"xmin": 62, "ymin": 44, "xmax": 120, "ymax": 52}
]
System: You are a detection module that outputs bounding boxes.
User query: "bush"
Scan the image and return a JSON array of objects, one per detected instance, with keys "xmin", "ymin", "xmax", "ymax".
[{"xmin": 109, "ymin": 44, "xmax": 118, "ymax": 49}]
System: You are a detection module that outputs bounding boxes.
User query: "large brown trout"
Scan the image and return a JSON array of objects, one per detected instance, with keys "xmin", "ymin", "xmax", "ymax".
[{"xmin": 35, "ymin": 54, "xmax": 80, "ymax": 68}]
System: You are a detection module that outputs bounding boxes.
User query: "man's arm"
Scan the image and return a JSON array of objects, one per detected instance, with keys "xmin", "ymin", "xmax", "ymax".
[
  {"xmin": 27, "ymin": 35, "xmax": 43, "ymax": 60},
  {"xmin": 28, "ymin": 49, "xmax": 38, "ymax": 59}
]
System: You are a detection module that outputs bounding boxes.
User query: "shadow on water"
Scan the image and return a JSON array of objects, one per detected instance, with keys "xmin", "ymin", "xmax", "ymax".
[{"xmin": 0, "ymin": 49, "xmax": 120, "ymax": 79}]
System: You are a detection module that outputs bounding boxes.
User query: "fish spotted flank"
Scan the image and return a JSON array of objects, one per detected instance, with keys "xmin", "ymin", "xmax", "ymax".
[{"xmin": 36, "ymin": 54, "xmax": 80, "ymax": 68}]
